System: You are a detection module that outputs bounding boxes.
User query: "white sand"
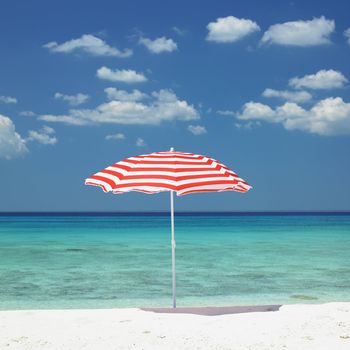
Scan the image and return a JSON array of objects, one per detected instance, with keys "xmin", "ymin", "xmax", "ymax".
[{"xmin": 0, "ymin": 303, "xmax": 349, "ymax": 350}]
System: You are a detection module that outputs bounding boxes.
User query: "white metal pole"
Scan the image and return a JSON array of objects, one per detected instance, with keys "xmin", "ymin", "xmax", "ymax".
[
  {"xmin": 169, "ymin": 146, "xmax": 176, "ymax": 308},
  {"xmin": 170, "ymin": 189, "xmax": 176, "ymax": 308}
]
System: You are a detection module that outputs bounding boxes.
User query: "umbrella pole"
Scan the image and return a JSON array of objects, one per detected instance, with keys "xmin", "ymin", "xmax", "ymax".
[{"xmin": 170, "ymin": 190, "xmax": 176, "ymax": 308}]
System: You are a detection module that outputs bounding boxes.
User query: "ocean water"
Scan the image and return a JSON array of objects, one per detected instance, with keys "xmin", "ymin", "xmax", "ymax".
[{"xmin": 0, "ymin": 213, "xmax": 349, "ymax": 310}]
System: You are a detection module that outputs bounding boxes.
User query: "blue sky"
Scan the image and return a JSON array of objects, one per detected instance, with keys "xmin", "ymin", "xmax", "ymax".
[{"xmin": 1, "ymin": 0, "xmax": 350, "ymax": 211}]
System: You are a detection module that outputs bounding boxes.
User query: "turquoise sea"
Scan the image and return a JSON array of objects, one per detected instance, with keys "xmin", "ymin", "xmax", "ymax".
[{"xmin": 0, "ymin": 213, "xmax": 349, "ymax": 310}]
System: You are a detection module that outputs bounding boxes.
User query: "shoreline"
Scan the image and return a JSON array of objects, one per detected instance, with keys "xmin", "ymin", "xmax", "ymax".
[{"xmin": 1, "ymin": 302, "xmax": 349, "ymax": 349}]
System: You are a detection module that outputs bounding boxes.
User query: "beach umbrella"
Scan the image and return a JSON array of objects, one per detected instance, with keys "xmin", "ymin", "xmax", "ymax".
[{"xmin": 85, "ymin": 148, "xmax": 251, "ymax": 308}]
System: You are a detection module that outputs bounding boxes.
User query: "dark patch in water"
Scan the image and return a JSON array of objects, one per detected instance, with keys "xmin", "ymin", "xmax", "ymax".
[
  {"xmin": 290, "ymin": 294, "xmax": 319, "ymax": 300},
  {"xmin": 65, "ymin": 248, "xmax": 86, "ymax": 252}
]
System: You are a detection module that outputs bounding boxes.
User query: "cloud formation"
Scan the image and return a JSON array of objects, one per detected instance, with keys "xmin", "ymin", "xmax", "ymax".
[
  {"xmin": 235, "ymin": 121, "xmax": 260, "ymax": 130},
  {"xmin": 19, "ymin": 111, "xmax": 36, "ymax": 117},
  {"xmin": 289, "ymin": 69, "xmax": 348, "ymax": 90},
  {"xmin": 43, "ymin": 34, "xmax": 132, "ymax": 57},
  {"xmin": 0, "ymin": 114, "xmax": 28, "ymax": 159},
  {"xmin": 344, "ymin": 28, "xmax": 350, "ymax": 45},
  {"xmin": 217, "ymin": 110, "xmax": 236, "ymax": 116},
  {"xmin": 262, "ymin": 88, "xmax": 312, "ymax": 103},
  {"xmin": 206, "ymin": 16, "xmax": 260, "ymax": 43},
  {"xmin": 172, "ymin": 26, "xmax": 186, "ymax": 36},
  {"xmin": 105, "ymin": 133, "xmax": 125, "ymax": 141},
  {"xmin": 261, "ymin": 16, "xmax": 334, "ymax": 46},
  {"xmin": 187, "ymin": 125, "xmax": 207, "ymax": 135},
  {"xmin": 27, "ymin": 125, "xmax": 57, "ymax": 145},
  {"xmin": 40, "ymin": 89, "xmax": 199, "ymax": 126},
  {"xmin": 139, "ymin": 36, "xmax": 178, "ymax": 53},
  {"xmin": 104, "ymin": 87, "xmax": 148, "ymax": 101},
  {"xmin": 228, "ymin": 69, "xmax": 350, "ymax": 136},
  {"xmin": 237, "ymin": 97, "xmax": 350, "ymax": 136},
  {"xmin": 0, "ymin": 95, "xmax": 17, "ymax": 104},
  {"xmin": 136, "ymin": 137, "xmax": 146, "ymax": 147},
  {"xmin": 97, "ymin": 67, "xmax": 147, "ymax": 83},
  {"xmin": 54, "ymin": 92, "xmax": 89, "ymax": 106}
]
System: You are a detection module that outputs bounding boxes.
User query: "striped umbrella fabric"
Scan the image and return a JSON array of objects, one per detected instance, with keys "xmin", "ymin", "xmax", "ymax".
[
  {"xmin": 85, "ymin": 149, "xmax": 251, "ymax": 196},
  {"xmin": 85, "ymin": 148, "xmax": 251, "ymax": 308}
]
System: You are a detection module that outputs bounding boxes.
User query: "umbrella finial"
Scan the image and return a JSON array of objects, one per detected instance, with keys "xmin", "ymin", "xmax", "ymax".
[{"xmin": 170, "ymin": 147, "xmax": 174, "ymax": 152}]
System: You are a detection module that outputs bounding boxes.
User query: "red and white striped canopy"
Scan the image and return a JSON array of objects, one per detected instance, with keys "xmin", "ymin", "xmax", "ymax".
[{"xmin": 85, "ymin": 150, "xmax": 251, "ymax": 196}]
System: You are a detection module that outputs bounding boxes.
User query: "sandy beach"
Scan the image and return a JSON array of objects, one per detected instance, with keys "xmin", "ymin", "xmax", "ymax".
[{"xmin": 0, "ymin": 302, "xmax": 349, "ymax": 349}]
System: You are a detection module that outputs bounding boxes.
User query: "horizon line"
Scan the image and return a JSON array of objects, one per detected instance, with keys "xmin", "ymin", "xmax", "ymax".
[{"xmin": 1, "ymin": 210, "xmax": 350, "ymax": 216}]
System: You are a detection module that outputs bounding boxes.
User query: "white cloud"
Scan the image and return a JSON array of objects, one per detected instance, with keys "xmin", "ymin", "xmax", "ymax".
[
  {"xmin": 136, "ymin": 137, "xmax": 146, "ymax": 147},
  {"xmin": 261, "ymin": 16, "xmax": 334, "ymax": 46},
  {"xmin": 187, "ymin": 125, "xmax": 207, "ymax": 135},
  {"xmin": 0, "ymin": 114, "xmax": 28, "ymax": 159},
  {"xmin": 344, "ymin": 28, "xmax": 350, "ymax": 45},
  {"xmin": 97, "ymin": 67, "xmax": 147, "ymax": 83},
  {"xmin": 236, "ymin": 97, "xmax": 350, "ymax": 136},
  {"xmin": 237, "ymin": 101, "xmax": 276, "ymax": 122},
  {"xmin": 43, "ymin": 34, "xmax": 132, "ymax": 57},
  {"xmin": 172, "ymin": 26, "xmax": 186, "ymax": 36},
  {"xmin": 289, "ymin": 69, "xmax": 348, "ymax": 89},
  {"xmin": 217, "ymin": 110, "xmax": 236, "ymax": 116},
  {"xmin": 39, "ymin": 89, "xmax": 199, "ymax": 126},
  {"xmin": 206, "ymin": 16, "xmax": 260, "ymax": 43},
  {"xmin": 27, "ymin": 125, "xmax": 57, "ymax": 145},
  {"xmin": 262, "ymin": 88, "xmax": 312, "ymax": 103},
  {"xmin": 38, "ymin": 114, "xmax": 86, "ymax": 126},
  {"xmin": 54, "ymin": 92, "xmax": 89, "ymax": 106},
  {"xmin": 19, "ymin": 111, "xmax": 36, "ymax": 117},
  {"xmin": 235, "ymin": 121, "xmax": 260, "ymax": 129},
  {"xmin": 0, "ymin": 95, "xmax": 17, "ymax": 104},
  {"xmin": 139, "ymin": 36, "xmax": 178, "ymax": 53},
  {"xmin": 104, "ymin": 87, "xmax": 148, "ymax": 101},
  {"xmin": 105, "ymin": 133, "xmax": 125, "ymax": 141}
]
